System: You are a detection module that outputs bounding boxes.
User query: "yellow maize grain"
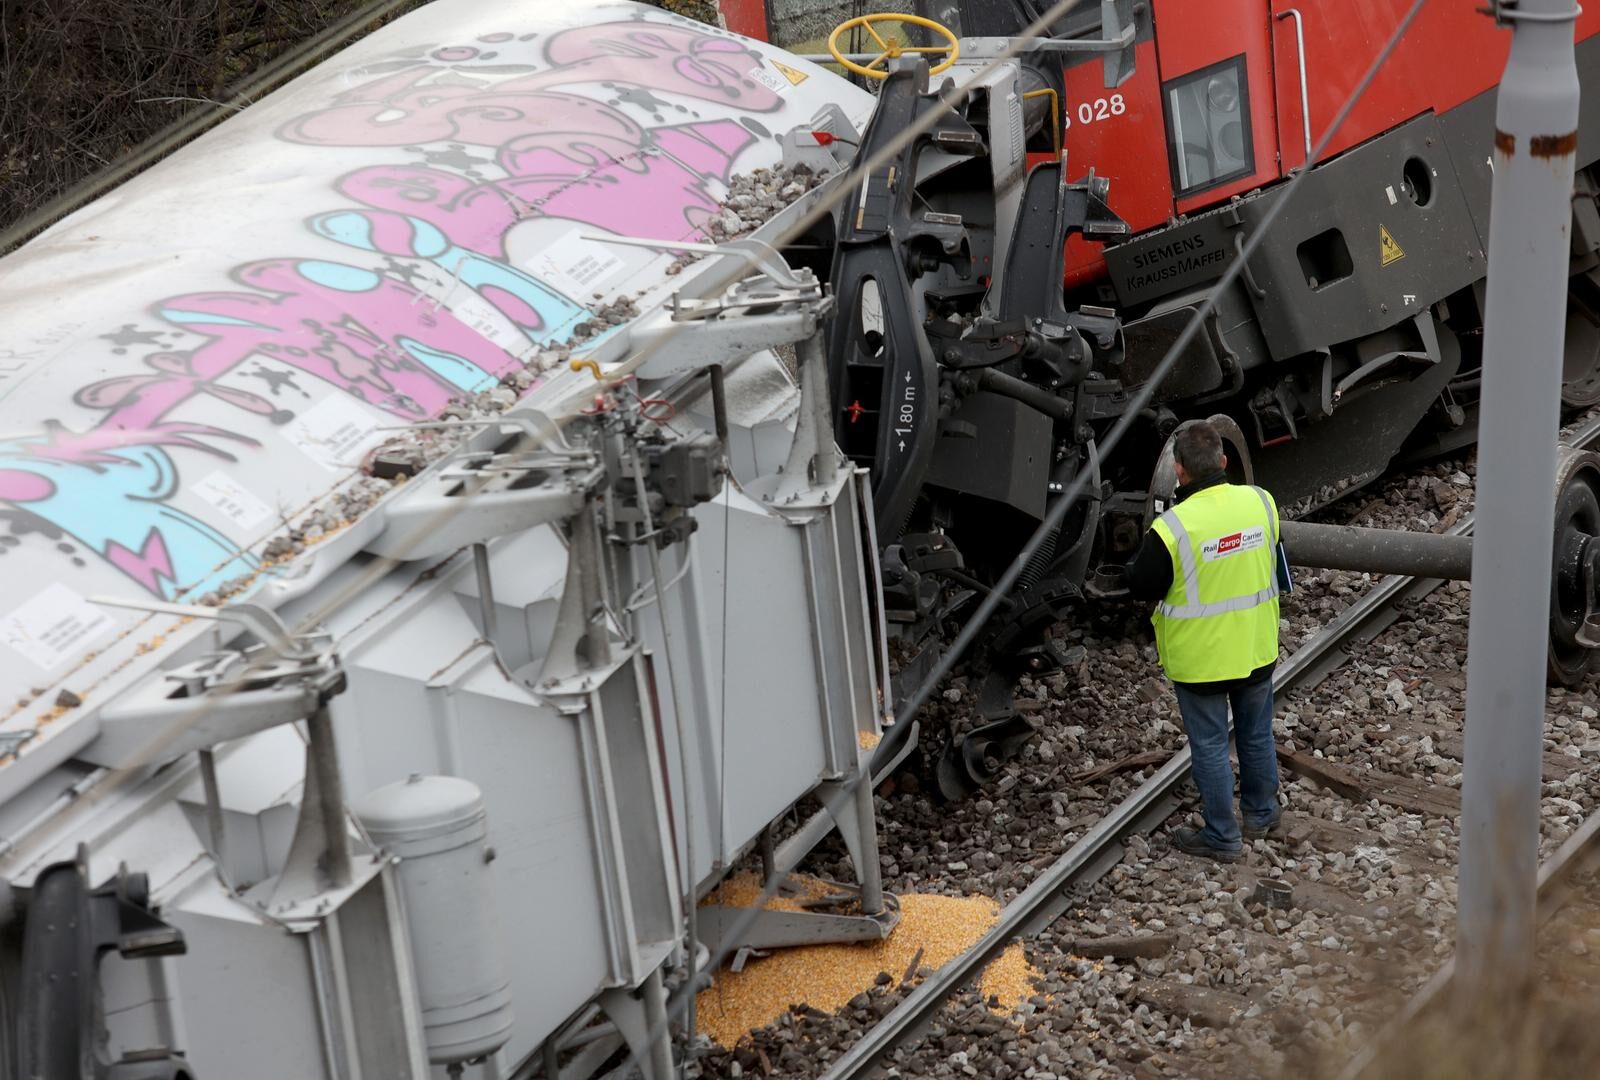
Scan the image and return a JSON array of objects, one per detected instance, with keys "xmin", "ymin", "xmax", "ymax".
[{"xmin": 696, "ymin": 873, "xmax": 1043, "ymax": 1046}]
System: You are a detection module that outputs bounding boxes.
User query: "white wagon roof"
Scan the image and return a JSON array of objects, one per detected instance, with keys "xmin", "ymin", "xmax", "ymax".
[{"xmin": 0, "ymin": 0, "xmax": 869, "ymax": 777}]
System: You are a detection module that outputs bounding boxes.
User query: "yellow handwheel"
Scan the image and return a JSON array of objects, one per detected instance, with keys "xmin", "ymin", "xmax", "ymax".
[{"xmin": 826, "ymin": 13, "xmax": 960, "ymax": 81}]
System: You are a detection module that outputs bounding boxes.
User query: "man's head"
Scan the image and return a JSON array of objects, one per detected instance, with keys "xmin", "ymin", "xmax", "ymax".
[{"xmin": 1172, "ymin": 420, "xmax": 1227, "ymax": 487}]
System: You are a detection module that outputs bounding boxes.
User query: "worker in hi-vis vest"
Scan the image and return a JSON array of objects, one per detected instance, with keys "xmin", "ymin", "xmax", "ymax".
[{"xmin": 1128, "ymin": 420, "xmax": 1288, "ymax": 862}]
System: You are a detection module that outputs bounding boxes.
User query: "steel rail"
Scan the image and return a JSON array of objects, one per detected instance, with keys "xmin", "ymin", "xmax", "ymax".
[
  {"xmin": 817, "ymin": 571, "xmax": 1423, "ymax": 1080},
  {"xmin": 820, "ymin": 416, "xmax": 1600, "ymax": 1080}
]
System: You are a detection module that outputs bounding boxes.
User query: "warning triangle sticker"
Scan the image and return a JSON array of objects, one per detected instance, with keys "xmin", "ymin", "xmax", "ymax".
[
  {"xmin": 771, "ymin": 59, "xmax": 810, "ymax": 86},
  {"xmin": 1380, "ymin": 224, "xmax": 1406, "ymax": 267}
]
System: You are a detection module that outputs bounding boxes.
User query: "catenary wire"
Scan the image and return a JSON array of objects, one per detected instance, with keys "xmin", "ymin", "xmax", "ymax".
[
  {"xmin": 612, "ymin": 0, "xmax": 1432, "ymax": 1071},
  {"xmin": 0, "ymin": 0, "xmax": 1112, "ymax": 873},
  {"xmin": 1, "ymin": 4, "xmax": 1425, "ymax": 1074}
]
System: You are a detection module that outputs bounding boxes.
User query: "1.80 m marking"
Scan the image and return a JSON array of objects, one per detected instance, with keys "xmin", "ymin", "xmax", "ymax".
[{"xmin": 893, "ymin": 372, "xmax": 916, "ymax": 453}]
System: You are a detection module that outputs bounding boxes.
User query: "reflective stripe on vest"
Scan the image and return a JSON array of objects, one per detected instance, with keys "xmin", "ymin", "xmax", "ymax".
[{"xmin": 1155, "ymin": 486, "xmax": 1279, "ymax": 620}]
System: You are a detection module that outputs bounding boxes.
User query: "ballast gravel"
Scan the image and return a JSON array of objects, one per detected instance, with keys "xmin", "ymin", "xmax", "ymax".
[{"xmin": 695, "ymin": 424, "xmax": 1600, "ymax": 1079}]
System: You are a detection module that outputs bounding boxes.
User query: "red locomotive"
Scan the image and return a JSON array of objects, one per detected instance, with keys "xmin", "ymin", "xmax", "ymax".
[{"xmin": 712, "ymin": 1, "xmax": 1600, "ymax": 786}]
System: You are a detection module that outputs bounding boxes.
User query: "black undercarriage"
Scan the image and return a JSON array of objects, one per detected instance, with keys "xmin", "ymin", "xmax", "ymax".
[{"xmin": 808, "ymin": 40, "xmax": 1600, "ymax": 797}]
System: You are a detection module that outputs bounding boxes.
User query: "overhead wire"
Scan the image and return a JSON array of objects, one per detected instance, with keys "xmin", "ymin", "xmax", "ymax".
[
  {"xmin": 0, "ymin": 0, "xmax": 1113, "ymax": 1038},
  {"xmin": 611, "ymin": 0, "xmax": 1433, "ymax": 1070},
  {"xmin": 0, "ymin": 0, "xmax": 1427, "ymax": 1070}
]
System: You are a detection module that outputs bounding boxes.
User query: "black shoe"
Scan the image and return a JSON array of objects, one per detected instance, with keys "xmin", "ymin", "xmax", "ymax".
[
  {"xmin": 1172, "ymin": 826, "xmax": 1241, "ymax": 863},
  {"xmin": 1242, "ymin": 807, "xmax": 1283, "ymax": 840}
]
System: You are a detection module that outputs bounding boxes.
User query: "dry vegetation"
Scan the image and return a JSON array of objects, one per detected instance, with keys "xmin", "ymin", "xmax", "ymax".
[
  {"xmin": 0, "ymin": 0, "xmax": 726, "ymax": 236},
  {"xmin": 646, "ymin": 0, "xmax": 722, "ymax": 21},
  {"xmin": 0, "ymin": 0, "xmax": 428, "ymax": 233}
]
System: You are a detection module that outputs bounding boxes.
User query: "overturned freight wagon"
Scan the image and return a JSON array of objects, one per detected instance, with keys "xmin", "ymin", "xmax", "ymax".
[{"xmin": 0, "ymin": 2, "xmax": 898, "ymax": 1076}]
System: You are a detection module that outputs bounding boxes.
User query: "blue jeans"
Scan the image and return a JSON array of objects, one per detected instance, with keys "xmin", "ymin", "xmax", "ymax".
[{"xmin": 1175, "ymin": 678, "xmax": 1281, "ymax": 851}]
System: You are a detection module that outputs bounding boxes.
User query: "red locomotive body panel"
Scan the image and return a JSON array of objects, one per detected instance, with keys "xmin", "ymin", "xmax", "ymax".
[
  {"xmin": 720, "ymin": 0, "xmax": 771, "ymax": 41},
  {"xmin": 1060, "ymin": 39, "xmax": 1170, "ymax": 288},
  {"xmin": 1276, "ymin": 0, "xmax": 1584, "ymax": 165},
  {"xmin": 1155, "ymin": 0, "xmax": 1282, "ymax": 215},
  {"xmin": 733, "ymin": 1, "xmax": 1600, "ymax": 298},
  {"xmin": 1053, "ymin": 0, "xmax": 1600, "ymax": 288}
]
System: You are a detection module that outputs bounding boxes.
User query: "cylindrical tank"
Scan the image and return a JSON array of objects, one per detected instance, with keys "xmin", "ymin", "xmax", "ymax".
[{"xmin": 354, "ymin": 774, "xmax": 513, "ymax": 1065}]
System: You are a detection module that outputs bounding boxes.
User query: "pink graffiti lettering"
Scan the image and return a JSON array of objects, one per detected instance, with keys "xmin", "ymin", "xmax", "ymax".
[
  {"xmin": 105, "ymin": 528, "xmax": 178, "ymax": 596},
  {"xmin": 337, "ymin": 117, "xmax": 753, "ymax": 253},
  {"xmin": 282, "ymin": 24, "xmax": 779, "ymax": 148},
  {"xmin": 78, "ymin": 351, "xmax": 286, "ymax": 431},
  {"xmin": 16, "ymin": 418, "xmax": 253, "ymax": 465},
  {"xmin": 281, "ymin": 22, "xmax": 775, "ymax": 252},
  {"xmin": 116, "ymin": 260, "xmax": 522, "ymax": 424},
  {"xmin": 335, "ymin": 166, "xmax": 520, "ymax": 258},
  {"xmin": 535, "ymin": 25, "xmax": 783, "ymax": 109},
  {"xmin": 0, "ymin": 470, "xmax": 53, "ymax": 502},
  {"xmin": 12, "ymin": 18, "xmax": 783, "ymax": 599},
  {"xmin": 500, "ymin": 120, "xmax": 753, "ymax": 242}
]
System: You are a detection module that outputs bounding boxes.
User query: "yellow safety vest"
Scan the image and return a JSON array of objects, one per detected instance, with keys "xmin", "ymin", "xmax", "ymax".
[{"xmin": 1149, "ymin": 482, "xmax": 1281, "ymax": 683}]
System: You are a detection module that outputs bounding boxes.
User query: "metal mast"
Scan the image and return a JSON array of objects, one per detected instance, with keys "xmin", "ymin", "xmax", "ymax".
[{"xmin": 1458, "ymin": 0, "xmax": 1581, "ymax": 1002}]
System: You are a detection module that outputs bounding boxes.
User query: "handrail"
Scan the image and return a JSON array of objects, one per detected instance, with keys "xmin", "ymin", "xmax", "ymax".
[
  {"xmin": 1277, "ymin": 8, "xmax": 1314, "ymax": 166},
  {"xmin": 1022, "ymin": 87, "xmax": 1064, "ymax": 155}
]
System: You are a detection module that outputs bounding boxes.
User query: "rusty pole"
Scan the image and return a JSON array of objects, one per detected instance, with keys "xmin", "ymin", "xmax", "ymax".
[{"xmin": 1458, "ymin": 0, "xmax": 1580, "ymax": 1004}]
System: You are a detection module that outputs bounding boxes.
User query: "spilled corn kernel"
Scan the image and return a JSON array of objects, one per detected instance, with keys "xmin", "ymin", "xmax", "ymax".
[{"xmin": 696, "ymin": 873, "xmax": 1042, "ymax": 1046}]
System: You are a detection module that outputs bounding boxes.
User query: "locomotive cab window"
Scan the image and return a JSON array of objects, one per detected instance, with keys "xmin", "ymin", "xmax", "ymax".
[{"xmin": 1163, "ymin": 56, "xmax": 1253, "ymax": 195}]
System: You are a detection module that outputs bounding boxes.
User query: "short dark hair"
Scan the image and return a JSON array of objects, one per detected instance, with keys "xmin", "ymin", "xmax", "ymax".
[{"xmin": 1173, "ymin": 420, "xmax": 1224, "ymax": 476}]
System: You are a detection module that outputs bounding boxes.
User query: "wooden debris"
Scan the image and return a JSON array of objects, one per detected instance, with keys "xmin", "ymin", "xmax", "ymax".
[
  {"xmin": 1276, "ymin": 746, "xmax": 1367, "ymax": 800},
  {"xmin": 1279, "ymin": 744, "xmax": 1460, "ymax": 816},
  {"xmin": 1135, "ymin": 981, "xmax": 1252, "ymax": 1028},
  {"xmin": 1067, "ymin": 932, "xmax": 1179, "ymax": 960},
  {"xmin": 1069, "ymin": 749, "xmax": 1172, "ymax": 785},
  {"xmin": 1365, "ymin": 771, "xmax": 1460, "ymax": 816},
  {"xmin": 1348, "ymin": 496, "xmax": 1388, "ymax": 526},
  {"xmin": 900, "ymin": 945, "xmax": 925, "ymax": 986},
  {"xmin": 1435, "ymin": 732, "xmax": 1579, "ymax": 781}
]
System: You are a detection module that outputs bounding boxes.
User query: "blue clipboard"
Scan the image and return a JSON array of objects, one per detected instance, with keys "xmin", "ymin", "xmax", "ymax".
[{"xmin": 1274, "ymin": 541, "xmax": 1294, "ymax": 594}]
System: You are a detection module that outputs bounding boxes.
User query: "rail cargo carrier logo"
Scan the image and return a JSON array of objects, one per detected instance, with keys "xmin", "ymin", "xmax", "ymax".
[{"xmin": 1201, "ymin": 525, "xmax": 1265, "ymax": 561}]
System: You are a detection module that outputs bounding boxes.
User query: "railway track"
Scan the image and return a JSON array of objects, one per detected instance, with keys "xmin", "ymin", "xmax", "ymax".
[{"xmin": 799, "ymin": 415, "xmax": 1600, "ymax": 1080}]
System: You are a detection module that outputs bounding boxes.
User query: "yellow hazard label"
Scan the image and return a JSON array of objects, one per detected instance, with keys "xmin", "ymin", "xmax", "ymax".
[
  {"xmin": 771, "ymin": 59, "xmax": 810, "ymax": 86},
  {"xmin": 1380, "ymin": 224, "xmax": 1406, "ymax": 267}
]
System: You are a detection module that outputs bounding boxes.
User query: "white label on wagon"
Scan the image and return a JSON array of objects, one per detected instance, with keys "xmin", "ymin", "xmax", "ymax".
[
  {"xmin": 191, "ymin": 470, "xmax": 273, "ymax": 530},
  {"xmin": 287, "ymin": 394, "xmax": 386, "ymax": 471},
  {"xmin": 0, "ymin": 583, "xmax": 114, "ymax": 671},
  {"xmin": 529, "ymin": 228, "xmax": 626, "ymax": 300}
]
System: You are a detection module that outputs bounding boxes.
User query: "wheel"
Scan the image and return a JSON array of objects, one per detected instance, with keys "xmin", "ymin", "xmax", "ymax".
[
  {"xmin": 1561, "ymin": 301, "xmax": 1600, "ymax": 408},
  {"xmin": 1144, "ymin": 413, "xmax": 1256, "ymax": 527},
  {"xmin": 826, "ymin": 12, "xmax": 960, "ymax": 81},
  {"xmin": 1548, "ymin": 446, "xmax": 1600, "ymax": 685}
]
